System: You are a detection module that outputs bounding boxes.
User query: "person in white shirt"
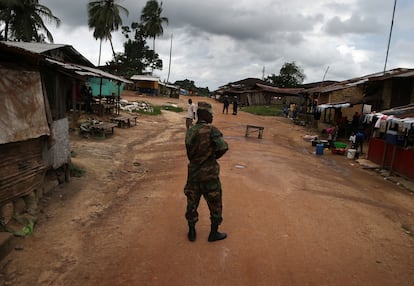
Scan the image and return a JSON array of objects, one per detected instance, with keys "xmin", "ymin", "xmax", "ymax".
[
  {"xmin": 349, "ymin": 132, "xmax": 356, "ymax": 149},
  {"xmin": 186, "ymin": 98, "xmax": 196, "ymax": 129}
]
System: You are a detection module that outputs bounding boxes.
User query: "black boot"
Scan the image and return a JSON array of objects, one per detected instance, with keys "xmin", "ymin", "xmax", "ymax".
[
  {"xmin": 208, "ymin": 224, "xmax": 227, "ymax": 242},
  {"xmin": 188, "ymin": 225, "xmax": 196, "ymax": 242}
]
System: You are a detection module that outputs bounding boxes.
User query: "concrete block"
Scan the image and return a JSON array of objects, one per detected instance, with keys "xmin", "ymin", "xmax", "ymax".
[
  {"xmin": 0, "ymin": 232, "xmax": 15, "ymax": 261},
  {"xmin": 24, "ymin": 191, "xmax": 38, "ymax": 216},
  {"xmin": 0, "ymin": 203, "xmax": 14, "ymax": 225}
]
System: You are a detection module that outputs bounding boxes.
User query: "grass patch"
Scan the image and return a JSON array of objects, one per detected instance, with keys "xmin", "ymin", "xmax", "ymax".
[
  {"xmin": 69, "ymin": 163, "xmax": 85, "ymax": 177},
  {"xmin": 93, "ymin": 134, "xmax": 106, "ymax": 140},
  {"xmin": 132, "ymin": 105, "xmax": 182, "ymax": 115},
  {"xmin": 133, "ymin": 106, "xmax": 162, "ymax": 115},
  {"xmin": 241, "ymin": 105, "xmax": 284, "ymax": 116},
  {"xmin": 161, "ymin": 105, "xmax": 183, "ymax": 112}
]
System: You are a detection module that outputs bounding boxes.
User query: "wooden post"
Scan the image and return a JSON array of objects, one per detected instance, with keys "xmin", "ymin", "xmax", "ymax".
[
  {"xmin": 389, "ymin": 145, "xmax": 397, "ymax": 176},
  {"xmin": 381, "ymin": 121, "xmax": 390, "ymax": 169},
  {"xmin": 117, "ymin": 82, "xmax": 121, "ymax": 116},
  {"xmin": 99, "ymin": 77, "xmax": 103, "ymax": 116},
  {"xmin": 381, "ymin": 143, "xmax": 388, "ymax": 168}
]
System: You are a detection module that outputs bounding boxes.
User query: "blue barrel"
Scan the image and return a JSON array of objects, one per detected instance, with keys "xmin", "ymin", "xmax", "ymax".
[{"xmin": 316, "ymin": 143, "xmax": 324, "ymax": 155}]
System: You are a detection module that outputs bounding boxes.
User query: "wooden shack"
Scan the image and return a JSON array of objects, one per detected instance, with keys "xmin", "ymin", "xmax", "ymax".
[
  {"xmin": 0, "ymin": 41, "xmax": 129, "ymax": 224},
  {"xmin": 130, "ymin": 74, "xmax": 160, "ymax": 96}
]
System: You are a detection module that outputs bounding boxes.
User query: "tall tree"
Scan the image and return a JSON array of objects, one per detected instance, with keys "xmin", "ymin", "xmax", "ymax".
[
  {"xmin": 87, "ymin": 0, "xmax": 129, "ymax": 65},
  {"xmin": 106, "ymin": 22, "xmax": 158, "ymax": 78},
  {"xmin": 0, "ymin": 0, "xmax": 21, "ymax": 40},
  {"xmin": 0, "ymin": 0, "xmax": 60, "ymax": 42},
  {"xmin": 140, "ymin": 0, "xmax": 168, "ymax": 72},
  {"xmin": 266, "ymin": 62, "xmax": 306, "ymax": 88}
]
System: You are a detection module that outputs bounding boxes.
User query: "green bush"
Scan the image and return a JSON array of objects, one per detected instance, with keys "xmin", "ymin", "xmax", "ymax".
[{"xmin": 161, "ymin": 105, "xmax": 183, "ymax": 112}]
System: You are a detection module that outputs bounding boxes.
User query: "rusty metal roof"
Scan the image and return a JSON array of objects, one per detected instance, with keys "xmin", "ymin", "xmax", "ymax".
[
  {"xmin": 256, "ymin": 83, "xmax": 303, "ymax": 94},
  {"xmin": 3, "ymin": 41, "xmax": 66, "ymax": 53},
  {"xmin": 306, "ymin": 68, "xmax": 414, "ymax": 94},
  {"xmin": 1, "ymin": 41, "xmax": 94, "ymax": 67},
  {"xmin": 380, "ymin": 103, "xmax": 414, "ymax": 119},
  {"xmin": 46, "ymin": 58, "xmax": 132, "ymax": 83}
]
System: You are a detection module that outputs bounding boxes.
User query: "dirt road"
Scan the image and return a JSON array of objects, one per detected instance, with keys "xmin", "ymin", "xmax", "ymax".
[{"xmin": 1, "ymin": 93, "xmax": 414, "ymax": 285}]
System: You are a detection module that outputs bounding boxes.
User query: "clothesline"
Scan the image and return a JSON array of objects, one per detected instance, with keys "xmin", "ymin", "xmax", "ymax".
[{"xmin": 363, "ymin": 112, "xmax": 414, "ymax": 134}]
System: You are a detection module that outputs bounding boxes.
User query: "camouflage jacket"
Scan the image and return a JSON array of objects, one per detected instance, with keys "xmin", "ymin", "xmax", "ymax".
[{"xmin": 185, "ymin": 121, "xmax": 228, "ymax": 182}]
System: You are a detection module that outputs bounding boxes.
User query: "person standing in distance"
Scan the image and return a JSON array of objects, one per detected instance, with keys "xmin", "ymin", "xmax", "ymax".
[
  {"xmin": 184, "ymin": 101, "xmax": 228, "ymax": 242},
  {"xmin": 232, "ymin": 96, "xmax": 238, "ymax": 115},
  {"xmin": 222, "ymin": 95, "xmax": 229, "ymax": 114},
  {"xmin": 186, "ymin": 98, "xmax": 196, "ymax": 129}
]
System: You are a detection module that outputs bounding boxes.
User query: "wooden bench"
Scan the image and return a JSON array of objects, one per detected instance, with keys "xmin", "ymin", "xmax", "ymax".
[
  {"xmin": 90, "ymin": 122, "xmax": 118, "ymax": 137},
  {"xmin": 110, "ymin": 115, "xmax": 138, "ymax": 128},
  {"xmin": 245, "ymin": 125, "xmax": 264, "ymax": 139}
]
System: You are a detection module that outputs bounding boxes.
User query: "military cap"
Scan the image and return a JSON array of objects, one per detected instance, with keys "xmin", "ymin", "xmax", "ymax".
[{"xmin": 198, "ymin": 101, "xmax": 213, "ymax": 114}]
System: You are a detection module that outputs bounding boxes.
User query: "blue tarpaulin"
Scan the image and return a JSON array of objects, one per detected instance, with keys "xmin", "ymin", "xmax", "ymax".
[{"xmin": 89, "ymin": 77, "xmax": 124, "ymax": 97}]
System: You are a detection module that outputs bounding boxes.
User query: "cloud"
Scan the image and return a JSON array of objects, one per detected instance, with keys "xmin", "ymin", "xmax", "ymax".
[
  {"xmin": 39, "ymin": 0, "xmax": 414, "ymax": 90},
  {"xmin": 325, "ymin": 14, "xmax": 382, "ymax": 35}
]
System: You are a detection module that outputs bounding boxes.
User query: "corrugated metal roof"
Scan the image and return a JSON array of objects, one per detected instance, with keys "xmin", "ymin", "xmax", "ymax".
[
  {"xmin": 45, "ymin": 58, "xmax": 132, "ymax": 83},
  {"xmin": 394, "ymin": 71, "xmax": 414, "ymax": 77},
  {"xmin": 306, "ymin": 68, "xmax": 414, "ymax": 94},
  {"xmin": 318, "ymin": 102, "xmax": 351, "ymax": 110},
  {"xmin": 1, "ymin": 41, "xmax": 94, "ymax": 67},
  {"xmin": 3, "ymin": 41, "xmax": 67, "ymax": 54},
  {"xmin": 256, "ymin": 83, "xmax": 303, "ymax": 94},
  {"xmin": 380, "ymin": 104, "xmax": 414, "ymax": 119},
  {"xmin": 159, "ymin": 82, "xmax": 179, "ymax": 89},
  {"xmin": 131, "ymin": 74, "xmax": 160, "ymax": 81}
]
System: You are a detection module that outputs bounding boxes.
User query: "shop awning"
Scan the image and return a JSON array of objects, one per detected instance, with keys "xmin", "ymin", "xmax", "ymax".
[{"xmin": 317, "ymin": 102, "xmax": 351, "ymax": 110}]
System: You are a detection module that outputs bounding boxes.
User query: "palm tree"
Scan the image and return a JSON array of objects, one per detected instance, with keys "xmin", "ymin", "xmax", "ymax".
[
  {"xmin": 0, "ymin": 0, "xmax": 22, "ymax": 41},
  {"xmin": 0, "ymin": 0, "xmax": 60, "ymax": 42},
  {"xmin": 87, "ymin": 0, "xmax": 129, "ymax": 66},
  {"xmin": 140, "ymin": 0, "xmax": 168, "ymax": 72}
]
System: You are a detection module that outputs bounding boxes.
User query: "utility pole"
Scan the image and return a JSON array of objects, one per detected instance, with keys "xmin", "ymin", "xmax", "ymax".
[
  {"xmin": 167, "ymin": 33, "xmax": 173, "ymax": 83},
  {"xmin": 384, "ymin": 0, "xmax": 397, "ymax": 73},
  {"xmin": 322, "ymin": 66, "xmax": 329, "ymax": 82}
]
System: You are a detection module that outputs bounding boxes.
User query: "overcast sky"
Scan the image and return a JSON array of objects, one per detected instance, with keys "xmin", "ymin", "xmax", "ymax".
[{"xmin": 41, "ymin": 0, "xmax": 414, "ymax": 90}]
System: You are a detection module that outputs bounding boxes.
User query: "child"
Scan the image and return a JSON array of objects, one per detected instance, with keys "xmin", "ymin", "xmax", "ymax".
[{"xmin": 349, "ymin": 132, "xmax": 356, "ymax": 149}]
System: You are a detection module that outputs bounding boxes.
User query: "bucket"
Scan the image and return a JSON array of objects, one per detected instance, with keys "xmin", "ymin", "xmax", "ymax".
[
  {"xmin": 316, "ymin": 143, "xmax": 324, "ymax": 155},
  {"xmin": 347, "ymin": 149, "xmax": 356, "ymax": 159},
  {"xmin": 334, "ymin": 142, "xmax": 347, "ymax": 149}
]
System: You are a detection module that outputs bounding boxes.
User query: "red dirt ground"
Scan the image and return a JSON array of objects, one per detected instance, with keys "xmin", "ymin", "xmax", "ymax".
[{"xmin": 1, "ymin": 91, "xmax": 414, "ymax": 286}]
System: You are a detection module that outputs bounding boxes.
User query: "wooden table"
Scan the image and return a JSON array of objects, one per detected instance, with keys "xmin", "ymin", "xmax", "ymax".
[
  {"xmin": 90, "ymin": 122, "xmax": 118, "ymax": 137},
  {"xmin": 245, "ymin": 125, "xmax": 264, "ymax": 139},
  {"xmin": 110, "ymin": 115, "xmax": 138, "ymax": 128}
]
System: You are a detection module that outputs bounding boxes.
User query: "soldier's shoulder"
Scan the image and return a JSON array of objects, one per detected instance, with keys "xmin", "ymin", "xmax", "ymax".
[
  {"xmin": 210, "ymin": 124, "xmax": 222, "ymax": 130},
  {"xmin": 210, "ymin": 125, "xmax": 223, "ymax": 135}
]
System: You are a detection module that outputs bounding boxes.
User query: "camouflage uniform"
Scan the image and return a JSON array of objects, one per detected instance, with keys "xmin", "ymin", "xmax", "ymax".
[{"xmin": 184, "ymin": 119, "xmax": 228, "ymax": 226}]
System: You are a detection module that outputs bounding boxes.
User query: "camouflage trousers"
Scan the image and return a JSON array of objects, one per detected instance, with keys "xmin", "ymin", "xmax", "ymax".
[{"xmin": 184, "ymin": 178, "xmax": 223, "ymax": 226}]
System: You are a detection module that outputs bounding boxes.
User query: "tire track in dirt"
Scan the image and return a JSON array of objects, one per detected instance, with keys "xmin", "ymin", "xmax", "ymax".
[{"xmin": 56, "ymin": 110, "xmax": 187, "ymax": 285}]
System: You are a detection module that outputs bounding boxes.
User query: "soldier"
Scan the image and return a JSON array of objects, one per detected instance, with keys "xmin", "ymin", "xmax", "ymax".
[
  {"xmin": 232, "ymin": 96, "xmax": 238, "ymax": 115},
  {"xmin": 184, "ymin": 101, "xmax": 228, "ymax": 242},
  {"xmin": 222, "ymin": 95, "xmax": 229, "ymax": 114}
]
